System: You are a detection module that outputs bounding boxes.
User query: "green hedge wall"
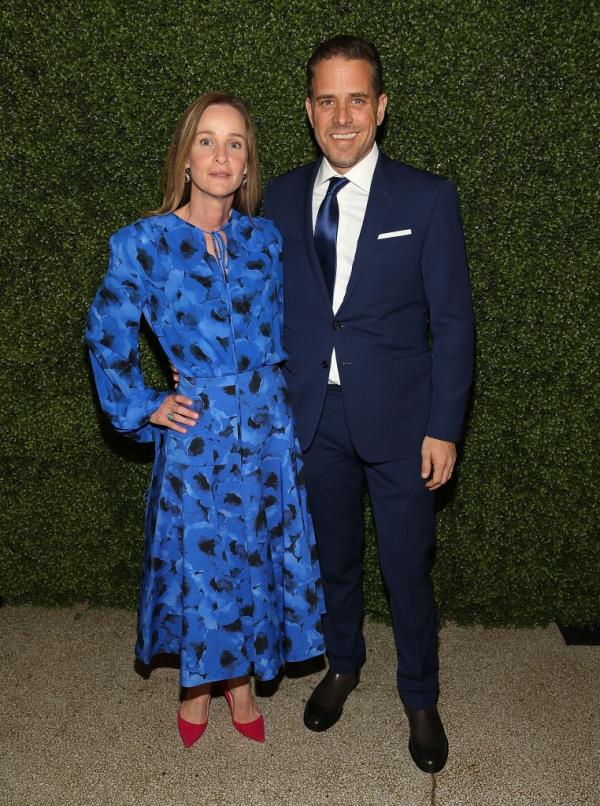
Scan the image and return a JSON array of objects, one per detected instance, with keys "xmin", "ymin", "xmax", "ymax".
[{"xmin": 1, "ymin": 1, "xmax": 597, "ymax": 626}]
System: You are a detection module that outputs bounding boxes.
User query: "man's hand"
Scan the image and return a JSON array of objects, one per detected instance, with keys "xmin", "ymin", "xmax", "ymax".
[{"xmin": 421, "ymin": 436, "xmax": 456, "ymax": 491}]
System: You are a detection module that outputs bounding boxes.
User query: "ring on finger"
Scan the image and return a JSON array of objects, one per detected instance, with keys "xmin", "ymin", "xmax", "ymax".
[{"xmin": 167, "ymin": 411, "xmax": 175, "ymax": 422}]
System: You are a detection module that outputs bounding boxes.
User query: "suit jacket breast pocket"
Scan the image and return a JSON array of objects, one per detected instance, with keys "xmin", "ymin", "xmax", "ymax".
[{"xmin": 373, "ymin": 233, "xmax": 418, "ymax": 254}]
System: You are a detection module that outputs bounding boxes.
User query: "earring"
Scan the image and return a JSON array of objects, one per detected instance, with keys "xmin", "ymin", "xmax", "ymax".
[{"xmin": 184, "ymin": 168, "xmax": 191, "ymax": 184}]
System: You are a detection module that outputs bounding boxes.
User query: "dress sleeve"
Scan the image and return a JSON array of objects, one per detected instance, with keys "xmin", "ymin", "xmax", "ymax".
[
  {"xmin": 85, "ymin": 229, "xmax": 168, "ymax": 443},
  {"xmin": 268, "ymin": 224, "xmax": 287, "ymax": 361},
  {"xmin": 275, "ymin": 226, "xmax": 284, "ymax": 326}
]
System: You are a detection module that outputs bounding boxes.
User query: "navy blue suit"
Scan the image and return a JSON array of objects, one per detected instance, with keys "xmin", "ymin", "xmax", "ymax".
[{"xmin": 264, "ymin": 151, "xmax": 474, "ymax": 708}]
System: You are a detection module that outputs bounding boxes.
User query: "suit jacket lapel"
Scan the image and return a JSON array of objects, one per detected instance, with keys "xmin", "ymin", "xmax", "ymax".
[
  {"xmin": 300, "ymin": 160, "xmax": 333, "ymax": 310},
  {"xmin": 337, "ymin": 153, "xmax": 393, "ymax": 315}
]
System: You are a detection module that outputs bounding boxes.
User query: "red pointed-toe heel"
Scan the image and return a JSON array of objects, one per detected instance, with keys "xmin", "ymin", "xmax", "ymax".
[
  {"xmin": 223, "ymin": 688, "xmax": 265, "ymax": 743},
  {"xmin": 177, "ymin": 702, "xmax": 209, "ymax": 748}
]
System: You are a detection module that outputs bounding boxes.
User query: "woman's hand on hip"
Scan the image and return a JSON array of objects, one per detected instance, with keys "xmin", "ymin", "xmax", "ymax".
[{"xmin": 149, "ymin": 394, "xmax": 199, "ymax": 434}]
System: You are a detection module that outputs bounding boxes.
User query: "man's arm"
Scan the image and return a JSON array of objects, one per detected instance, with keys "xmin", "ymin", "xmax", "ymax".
[
  {"xmin": 421, "ymin": 179, "xmax": 474, "ymax": 442},
  {"xmin": 420, "ymin": 180, "xmax": 474, "ymax": 489}
]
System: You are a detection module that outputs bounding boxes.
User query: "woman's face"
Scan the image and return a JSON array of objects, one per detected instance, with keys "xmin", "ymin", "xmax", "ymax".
[{"xmin": 186, "ymin": 104, "xmax": 248, "ymax": 202}]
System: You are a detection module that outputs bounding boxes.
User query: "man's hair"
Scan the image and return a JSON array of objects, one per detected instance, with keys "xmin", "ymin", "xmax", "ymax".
[{"xmin": 306, "ymin": 35, "xmax": 384, "ymax": 99}]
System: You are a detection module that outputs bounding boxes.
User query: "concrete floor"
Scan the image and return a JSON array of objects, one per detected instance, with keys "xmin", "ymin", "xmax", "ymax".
[{"xmin": 1, "ymin": 606, "xmax": 598, "ymax": 805}]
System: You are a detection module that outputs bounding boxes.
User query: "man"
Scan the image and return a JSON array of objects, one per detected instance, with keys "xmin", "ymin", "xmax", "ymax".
[{"xmin": 263, "ymin": 35, "xmax": 474, "ymax": 773}]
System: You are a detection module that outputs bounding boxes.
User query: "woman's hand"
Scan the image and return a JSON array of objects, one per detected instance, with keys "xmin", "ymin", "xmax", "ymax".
[{"xmin": 149, "ymin": 394, "xmax": 199, "ymax": 434}]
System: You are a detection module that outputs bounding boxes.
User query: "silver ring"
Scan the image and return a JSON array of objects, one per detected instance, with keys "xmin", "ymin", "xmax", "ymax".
[{"xmin": 167, "ymin": 411, "xmax": 175, "ymax": 422}]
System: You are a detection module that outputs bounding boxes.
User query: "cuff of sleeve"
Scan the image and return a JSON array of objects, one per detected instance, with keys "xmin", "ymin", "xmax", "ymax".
[
  {"xmin": 425, "ymin": 421, "xmax": 463, "ymax": 444},
  {"xmin": 144, "ymin": 389, "xmax": 170, "ymax": 422},
  {"xmin": 126, "ymin": 389, "xmax": 170, "ymax": 442}
]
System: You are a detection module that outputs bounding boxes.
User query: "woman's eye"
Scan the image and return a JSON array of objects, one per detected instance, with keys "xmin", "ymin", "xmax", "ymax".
[
  {"xmin": 229, "ymin": 141, "xmax": 242, "ymax": 150},
  {"xmin": 199, "ymin": 138, "xmax": 212, "ymax": 146}
]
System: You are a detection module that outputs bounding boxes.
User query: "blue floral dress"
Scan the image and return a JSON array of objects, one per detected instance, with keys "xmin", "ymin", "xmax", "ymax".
[{"xmin": 86, "ymin": 210, "xmax": 325, "ymax": 686}]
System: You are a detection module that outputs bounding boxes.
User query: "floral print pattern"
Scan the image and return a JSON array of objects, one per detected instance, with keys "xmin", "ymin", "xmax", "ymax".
[{"xmin": 86, "ymin": 211, "xmax": 324, "ymax": 686}]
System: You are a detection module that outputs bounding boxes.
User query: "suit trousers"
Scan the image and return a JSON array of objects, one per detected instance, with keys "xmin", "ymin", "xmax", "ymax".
[{"xmin": 302, "ymin": 385, "xmax": 439, "ymax": 709}]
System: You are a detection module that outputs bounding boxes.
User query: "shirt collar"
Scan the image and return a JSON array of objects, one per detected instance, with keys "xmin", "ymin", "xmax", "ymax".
[{"xmin": 315, "ymin": 142, "xmax": 379, "ymax": 193}]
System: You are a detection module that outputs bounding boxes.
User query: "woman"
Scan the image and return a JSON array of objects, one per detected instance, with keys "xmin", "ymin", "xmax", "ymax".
[{"xmin": 86, "ymin": 92, "xmax": 324, "ymax": 746}]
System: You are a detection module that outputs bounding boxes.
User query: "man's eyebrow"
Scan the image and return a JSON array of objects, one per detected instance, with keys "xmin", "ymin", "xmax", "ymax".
[{"xmin": 314, "ymin": 92, "xmax": 369, "ymax": 100}]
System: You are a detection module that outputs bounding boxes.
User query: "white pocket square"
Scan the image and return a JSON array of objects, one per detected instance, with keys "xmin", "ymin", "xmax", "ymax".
[{"xmin": 377, "ymin": 229, "xmax": 412, "ymax": 239}]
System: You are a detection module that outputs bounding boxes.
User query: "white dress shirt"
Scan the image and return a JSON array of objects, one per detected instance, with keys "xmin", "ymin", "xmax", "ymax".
[{"xmin": 312, "ymin": 143, "xmax": 379, "ymax": 384}]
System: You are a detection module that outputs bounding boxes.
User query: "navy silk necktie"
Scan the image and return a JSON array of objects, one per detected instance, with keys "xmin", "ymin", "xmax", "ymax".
[{"xmin": 314, "ymin": 176, "xmax": 350, "ymax": 301}]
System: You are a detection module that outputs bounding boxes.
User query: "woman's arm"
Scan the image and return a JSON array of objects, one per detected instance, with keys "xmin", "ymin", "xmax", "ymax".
[{"xmin": 85, "ymin": 228, "xmax": 169, "ymax": 442}]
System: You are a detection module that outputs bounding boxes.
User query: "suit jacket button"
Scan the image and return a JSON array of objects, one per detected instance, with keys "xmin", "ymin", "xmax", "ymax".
[
  {"xmin": 332, "ymin": 320, "xmax": 343, "ymax": 331},
  {"xmin": 321, "ymin": 360, "xmax": 329, "ymax": 369}
]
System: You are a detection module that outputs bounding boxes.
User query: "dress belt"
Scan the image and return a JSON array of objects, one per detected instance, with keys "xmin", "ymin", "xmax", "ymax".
[{"xmin": 176, "ymin": 362, "xmax": 283, "ymax": 393}]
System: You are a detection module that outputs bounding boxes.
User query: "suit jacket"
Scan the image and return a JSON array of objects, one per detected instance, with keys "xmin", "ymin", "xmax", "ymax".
[{"xmin": 263, "ymin": 150, "xmax": 474, "ymax": 463}]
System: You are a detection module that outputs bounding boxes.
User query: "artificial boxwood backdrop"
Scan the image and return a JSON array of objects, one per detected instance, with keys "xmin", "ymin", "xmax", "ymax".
[{"xmin": 1, "ymin": 1, "xmax": 597, "ymax": 626}]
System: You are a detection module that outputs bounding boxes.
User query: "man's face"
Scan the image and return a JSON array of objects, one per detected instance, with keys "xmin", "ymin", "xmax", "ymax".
[{"xmin": 306, "ymin": 57, "xmax": 387, "ymax": 173}]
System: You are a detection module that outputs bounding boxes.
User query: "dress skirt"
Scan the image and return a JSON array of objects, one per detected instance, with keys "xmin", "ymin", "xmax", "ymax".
[{"xmin": 136, "ymin": 363, "xmax": 325, "ymax": 686}]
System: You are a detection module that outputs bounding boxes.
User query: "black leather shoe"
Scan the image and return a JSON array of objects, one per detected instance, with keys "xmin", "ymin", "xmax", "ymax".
[
  {"xmin": 405, "ymin": 705, "xmax": 449, "ymax": 774},
  {"xmin": 303, "ymin": 669, "xmax": 360, "ymax": 732}
]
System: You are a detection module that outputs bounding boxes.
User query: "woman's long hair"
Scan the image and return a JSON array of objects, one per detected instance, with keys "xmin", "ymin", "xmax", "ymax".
[{"xmin": 150, "ymin": 91, "xmax": 261, "ymax": 217}]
